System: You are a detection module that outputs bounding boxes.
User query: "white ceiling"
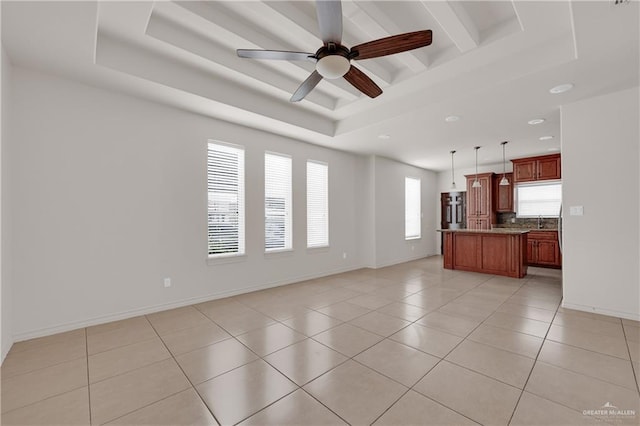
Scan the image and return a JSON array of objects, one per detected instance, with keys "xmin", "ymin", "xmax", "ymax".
[{"xmin": 2, "ymin": 1, "xmax": 638, "ymax": 171}]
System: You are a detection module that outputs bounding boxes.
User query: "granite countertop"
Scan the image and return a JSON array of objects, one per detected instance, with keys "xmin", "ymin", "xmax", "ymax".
[
  {"xmin": 438, "ymin": 229, "xmax": 530, "ymax": 234},
  {"xmin": 492, "ymin": 226, "xmax": 558, "ymax": 232}
]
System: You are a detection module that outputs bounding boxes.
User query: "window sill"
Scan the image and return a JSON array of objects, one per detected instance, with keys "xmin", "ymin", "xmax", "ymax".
[
  {"xmin": 207, "ymin": 254, "xmax": 247, "ymax": 266},
  {"xmin": 264, "ymin": 249, "xmax": 294, "ymax": 259},
  {"xmin": 307, "ymin": 245, "xmax": 330, "ymax": 253},
  {"xmin": 405, "ymin": 236, "xmax": 422, "ymax": 241}
]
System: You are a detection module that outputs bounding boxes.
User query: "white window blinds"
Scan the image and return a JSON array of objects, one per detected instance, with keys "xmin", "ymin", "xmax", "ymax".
[
  {"xmin": 307, "ymin": 161, "xmax": 329, "ymax": 248},
  {"xmin": 207, "ymin": 143, "xmax": 245, "ymax": 257},
  {"xmin": 405, "ymin": 177, "xmax": 421, "ymax": 239},
  {"xmin": 516, "ymin": 182, "xmax": 562, "ymax": 218},
  {"xmin": 265, "ymin": 153, "xmax": 292, "ymax": 251}
]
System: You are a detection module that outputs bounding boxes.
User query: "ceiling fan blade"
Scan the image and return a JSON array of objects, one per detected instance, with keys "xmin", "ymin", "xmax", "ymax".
[
  {"xmin": 291, "ymin": 71, "xmax": 323, "ymax": 102},
  {"xmin": 237, "ymin": 49, "xmax": 316, "ymax": 62},
  {"xmin": 343, "ymin": 65, "xmax": 382, "ymax": 98},
  {"xmin": 316, "ymin": 0, "xmax": 343, "ymax": 44},
  {"xmin": 350, "ymin": 30, "xmax": 432, "ymax": 60}
]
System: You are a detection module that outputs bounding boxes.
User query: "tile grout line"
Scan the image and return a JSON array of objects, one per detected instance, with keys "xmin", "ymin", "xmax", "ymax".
[
  {"xmin": 543, "ymin": 325, "xmax": 634, "ymax": 361},
  {"xmin": 506, "ymin": 299, "xmax": 562, "ymax": 425},
  {"xmin": 620, "ymin": 321, "xmax": 640, "ymax": 396},
  {"xmin": 102, "ymin": 388, "xmax": 195, "ymax": 425},
  {"xmin": 299, "ymin": 388, "xmax": 352, "ymax": 426},
  {"xmin": 7, "ymin": 264, "xmax": 598, "ymax": 426},
  {"xmin": 1, "ymin": 352, "xmax": 89, "ymax": 382},
  {"xmin": 255, "ymin": 268, "xmax": 555, "ymax": 423},
  {"xmin": 204, "ymin": 312, "xmax": 351, "ymax": 425},
  {"xmin": 241, "ymin": 270, "xmax": 491, "ymax": 425},
  {"xmin": 188, "ymin": 271, "xmax": 558, "ymax": 424},
  {"xmin": 143, "ymin": 314, "xmax": 223, "ymax": 426},
  {"xmin": 84, "ymin": 327, "xmax": 93, "ymax": 425},
  {"xmin": 385, "ymin": 271, "xmax": 562, "ymax": 424},
  {"xmin": 150, "ymin": 310, "xmax": 325, "ymax": 425},
  {"xmin": 369, "ymin": 274, "xmax": 509, "ymax": 424}
]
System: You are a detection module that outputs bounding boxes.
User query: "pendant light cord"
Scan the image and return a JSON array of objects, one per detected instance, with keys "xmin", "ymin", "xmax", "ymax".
[
  {"xmin": 502, "ymin": 142, "xmax": 506, "ymax": 177},
  {"xmin": 471, "ymin": 146, "xmax": 481, "ymax": 188},
  {"xmin": 450, "ymin": 150, "xmax": 456, "ymax": 188}
]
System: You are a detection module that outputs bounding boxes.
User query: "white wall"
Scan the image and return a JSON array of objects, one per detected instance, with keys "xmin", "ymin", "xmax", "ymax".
[
  {"xmin": 1, "ymin": 43, "xmax": 14, "ymax": 361},
  {"xmin": 372, "ymin": 156, "xmax": 437, "ymax": 268},
  {"xmin": 358, "ymin": 156, "xmax": 377, "ymax": 268},
  {"xmin": 8, "ymin": 67, "xmax": 369, "ymax": 340},
  {"xmin": 6, "ymin": 67, "xmax": 434, "ymax": 341},
  {"xmin": 561, "ymin": 86, "xmax": 640, "ymax": 320}
]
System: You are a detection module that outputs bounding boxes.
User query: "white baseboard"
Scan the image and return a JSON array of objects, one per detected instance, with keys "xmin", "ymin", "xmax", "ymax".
[
  {"xmin": 373, "ymin": 253, "xmax": 435, "ymax": 269},
  {"xmin": 12, "ymin": 263, "xmax": 366, "ymax": 343},
  {"xmin": 1, "ymin": 337, "xmax": 13, "ymax": 364},
  {"xmin": 561, "ymin": 301, "xmax": 640, "ymax": 322}
]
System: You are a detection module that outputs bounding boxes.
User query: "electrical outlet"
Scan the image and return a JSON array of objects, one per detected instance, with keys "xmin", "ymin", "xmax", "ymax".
[
  {"xmin": 411, "ymin": 245, "xmax": 415, "ymax": 251},
  {"xmin": 569, "ymin": 206, "xmax": 584, "ymax": 216},
  {"xmin": 164, "ymin": 278, "xmax": 171, "ymax": 288}
]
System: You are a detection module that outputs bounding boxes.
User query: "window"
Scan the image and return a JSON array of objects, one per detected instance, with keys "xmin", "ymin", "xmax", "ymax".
[
  {"xmin": 265, "ymin": 153, "xmax": 292, "ymax": 251},
  {"xmin": 516, "ymin": 181, "xmax": 562, "ymax": 217},
  {"xmin": 405, "ymin": 177, "xmax": 421, "ymax": 239},
  {"xmin": 207, "ymin": 142, "xmax": 245, "ymax": 257},
  {"xmin": 307, "ymin": 161, "xmax": 328, "ymax": 248}
]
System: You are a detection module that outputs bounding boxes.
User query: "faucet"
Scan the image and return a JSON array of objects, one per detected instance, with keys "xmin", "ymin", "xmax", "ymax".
[{"xmin": 537, "ymin": 215, "xmax": 542, "ymax": 229}]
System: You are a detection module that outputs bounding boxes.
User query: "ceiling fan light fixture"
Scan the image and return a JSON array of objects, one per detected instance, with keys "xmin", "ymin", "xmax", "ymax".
[{"xmin": 316, "ymin": 55, "xmax": 350, "ymax": 79}]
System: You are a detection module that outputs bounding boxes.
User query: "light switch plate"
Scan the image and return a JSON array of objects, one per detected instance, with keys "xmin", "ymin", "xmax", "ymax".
[{"xmin": 569, "ymin": 206, "xmax": 584, "ymax": 216}]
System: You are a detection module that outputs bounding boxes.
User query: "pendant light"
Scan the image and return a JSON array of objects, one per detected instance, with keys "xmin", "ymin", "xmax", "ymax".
[
  {"xmin": 472, "ymin": 146, "xmax": 481, "ymax": 188},
  {"xmin": 499, "ymin": 141, "xmax": 509, "ymax": 186},
  {"xmin": 450, "ymin": 150, "xmax": 457, "ymax": 190}
]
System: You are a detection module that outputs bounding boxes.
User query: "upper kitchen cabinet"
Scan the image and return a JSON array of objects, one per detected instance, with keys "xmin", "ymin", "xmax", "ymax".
[
  {"xmin": 512, "ymin": 154, "xmax": 561, "ymax": 183},
  {"xmin": 465, "ymin": 173, "xmax": 495, "ymax": 230},
  {"xmin": 493, "ymin": 172, "xmax": 514, "ymax": 212}
]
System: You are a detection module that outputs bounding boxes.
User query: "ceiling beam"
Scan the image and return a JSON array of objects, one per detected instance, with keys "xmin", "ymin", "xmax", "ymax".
[
  {"xmin": 349, "ymin": 1, "xmax": 429, "ymax": 72},
  {"xmin": 96, "ymin": 31, "xmax": 335, "ymax": 136},
  {"xmin": 170, "ymin": 1, "xmax": 358, "ymax": 101},
  {"xmin": 146, "ymin": 12, "xmax": 337, "ymax": 110},
  {"xmin": 420, "ymin": 1, "xmax": 479, "ymax": 53}
]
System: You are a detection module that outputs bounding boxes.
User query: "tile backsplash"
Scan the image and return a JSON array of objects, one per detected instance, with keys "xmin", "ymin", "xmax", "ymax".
[{"xmin": 495, "ymin": 212, "xmax": 559, "ymax": 229}]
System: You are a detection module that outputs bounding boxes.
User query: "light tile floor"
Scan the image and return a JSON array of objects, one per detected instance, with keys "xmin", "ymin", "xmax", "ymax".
[{"xmin": 2, "ymin": 256, "xmax": 639, "ymax": 425}]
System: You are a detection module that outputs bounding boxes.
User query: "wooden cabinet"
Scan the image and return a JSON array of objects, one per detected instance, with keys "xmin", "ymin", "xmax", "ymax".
[
  {"xmin": 465, "ymin": 173, "xmax": 494, "ymax": 229},
  {"xmin": 527, "ymin": 230, "xmax": 562, "ymax": 268},
  {"xmin": 493, "ymin": 172, "xmax": 514, "ymax": 212},
  {"xmin": 443, "ymin": 230, "xmax": 528, "ymax": 278},
  {"xmin": 512, "ymin": 154, "xmax": 561, "ymax": 183},
  {"xmin": 467, "ymin": 217, "xmax": 490, "ymax": 229}
]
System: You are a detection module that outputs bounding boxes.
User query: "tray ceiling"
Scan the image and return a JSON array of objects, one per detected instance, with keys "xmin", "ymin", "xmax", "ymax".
[{"xmin": 2, "ymin": 1, "xmax": 638, "ymax": 170}]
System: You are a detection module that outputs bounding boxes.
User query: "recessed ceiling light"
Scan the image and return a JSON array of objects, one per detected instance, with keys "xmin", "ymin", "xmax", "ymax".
[
  {"xmin": 445, "ymin": 115, "xmax": 460, "ymax": 122},
  {"xmin": 378, "ymin": 134, "xmax": 391, "ymax": 139},
  {"xmin": 549, "ymin": 83, "xmax": 574, "ymax": 94},
  {"xmin": 548, "ymin": 147, "xmax": 560, "ymax": 152},
  {"xmin": 528, "ymin": 118, "xmax": 545, "ymax": 125},
  {"xmin": 539, "ymin": 135, "xmax": 554, "ymax": 141}
]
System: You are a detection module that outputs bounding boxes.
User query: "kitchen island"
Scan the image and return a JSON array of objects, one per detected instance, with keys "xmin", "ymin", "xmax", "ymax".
[{"xmin": 440, "ymin": 229, "xmax": 529, "ymax": 278}]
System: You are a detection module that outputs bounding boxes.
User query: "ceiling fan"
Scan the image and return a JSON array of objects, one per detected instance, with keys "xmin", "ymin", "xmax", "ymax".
[{"xmin": 236, "ymin": 0, "xmax": 432, "ymax": 102}]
